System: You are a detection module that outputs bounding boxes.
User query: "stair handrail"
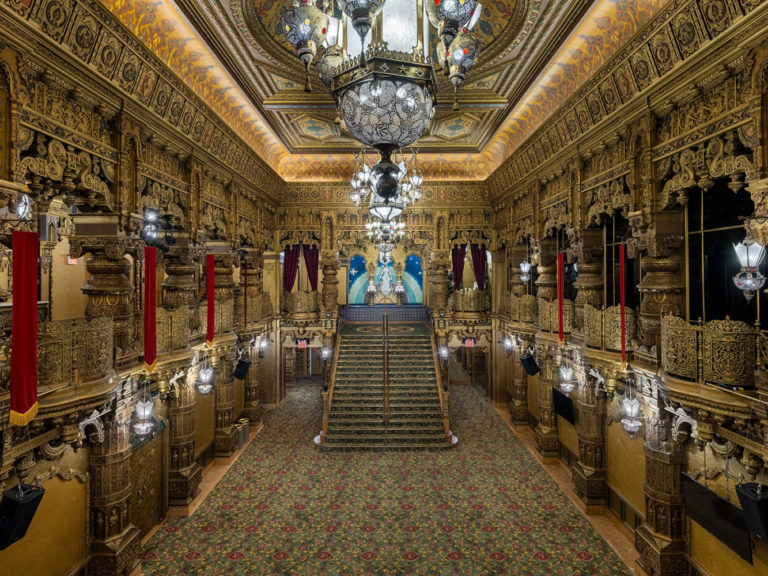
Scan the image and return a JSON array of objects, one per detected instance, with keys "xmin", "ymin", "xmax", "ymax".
[
  {"xmin": 429, "ymin": 328, "xmax": 451, "ymax": 440},
  {"xmin": 324, "ymin": 317, "xmax": 344, "ymax": 437},
  {"xmin": 382, "ymin": 314, "xmax": 390, "ymax": 429}
]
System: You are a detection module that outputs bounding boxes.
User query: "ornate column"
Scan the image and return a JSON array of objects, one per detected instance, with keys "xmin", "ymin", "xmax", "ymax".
[
  {"xmin": 534, "ymin": 345, "xmax": 560, "ymax": 459},
  {"xmin": 213, "ymin": 345, "xmax": 238, "ymax": 456},
  {"xmin": 534, "ymin": 238, "xmax": 558, "ymax": 301},
  {"xmin": 508, "ymin": 348, "xmax": 529, "ymax": 424},
  {"xmin": 162, "ymin": 238, "xmax": 196, "ymax": 341},
  {"xmin": 635, "ymin": 409, "xmax": 688, "ymax": 576},
  {"xmin": 167, "ymin": 369, "xmax": 202, "ymax": 506},
  {"xmin": 430, "ymin": 250, "xmax": 450, "ymax": 311},
  {"xmin": 89, "ymin": 409, "xmax": 141, "ymax": 576},
  {"xmin": 629, "ymin": 212, "xmax": 684, "ymax": 359},
  {"xmin": 321, "ymin": 250, "xmax": 340, "ymax": 313},
  {"xmin": 69, "ymin": 223, "xmax": 139, "ymax": 365},
  {"xmin": 284, "ymin": 346, "xmax": 296, "ymax": 388},
  {"xmin": 572, "ymin": 367, "xmax": 607, "ymax": 511},
  {"xmin": 571, "ymin": 231, "xmax": 603, "ymax": 330}
]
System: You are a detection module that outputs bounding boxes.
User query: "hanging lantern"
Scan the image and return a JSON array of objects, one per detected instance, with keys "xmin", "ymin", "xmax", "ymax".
[
  {"xmin": 280, "ymin": 0, "xmax": 329, "ymax": 92},
  {"xmin": 448, "ymin": 30, "xmax": 481, "ymax": 111},
  {"xmin": 426, "ymin": 0, "xmax": 477, "ymax": 62},
  {"xmin": 519, "ymin": 261, "xmax": 531, "ymax": 283},
  {"xmin": 559, "ymin": 364, "xmax": 576, "ymax": 395},
  {"xmin": 197, "ymin": 356, "xmax": 214, "ymax": 395},
  {"xmin": 620, "ymin": 380, "xmax": 644, "ymax": 438},
  {"xmin": 732, "ymin": 235, "xmax": 766, "ymax": 301},
  {"xmin": 133, "ymin": 398, "xmax": 155, "ymax": 436},
  {"xmin": 316, "ymin": 45, "xmax": 345, "ymax": 88}
]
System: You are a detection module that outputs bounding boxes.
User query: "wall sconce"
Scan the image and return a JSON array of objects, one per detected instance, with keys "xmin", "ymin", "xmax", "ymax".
[
  {"xmin": 142, "ymin": 209, "xmax": 160, "ymax": 241},
  {"xmin": 258, "ymin": 335, "xmax": 272, "ymax": 358},
  {"xmin": 13, "ymin": 193, "xmax": 30, "ymax": 220},
  {"xmin": 732, "ymin": 235, "xmax": 766, "ymax": 301},
  {"xmin": 439, "ymin": 345, "xmax": 449, "ymax": 361}
]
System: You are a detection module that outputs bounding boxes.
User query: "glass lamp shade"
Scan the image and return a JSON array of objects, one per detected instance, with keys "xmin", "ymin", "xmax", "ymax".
[
  {"xmin": 197, "ymin": 381, "xmax": 214, "ymax": 395},
  {"xmin": 316, "ymin": 45, "xmax": 345, "ymax": 87},
  {"xmin": 133, "ymin": 420, "xmax": 155, "ymax": 436},
  {"xmin": 369, "ymin": 199, "xmax": 404, "ymax": 221},
  {"xmin": 448, "ymin": 31, "xmax": 481, "ymax": 109},
  {"xmin": 439, "ymin": 346, "xmax": 449, "ymax": 359},
  {"xmin": 622, "ymin": 395, "xmax": 642, "ymax": 419},
  {"xmin": 426, "ymin": 0, "xmax": 477, "ymax": 53},
  {"xmin": 281, "ymin": 1, "xmax": 329, "ymax": 90},
  {"xmin": 621, "ymin": 417, "xmax": 643, "ymax": 438},
  {"xmin": 199, "ymin": 366, "xmax": 214, "ymax": 383},
  {"xmin": 135, "ymin": 399, "xmax": 154, "ymax": 421},
  {"xmin": 520, "ymin": 261, "xmax": 531, "ymax": 274},
  {"xmin": 559, "ymin": 364, "xmax": 574, "ymax": 382},
  {"xmin": 340, "ymin": 78, "xmax": 435, "ymax": 150},
  {"xmin": 16, "ymin": 194, "xmax": 30, "ymax": 220},
  {"xmin": 732, "ymin": 271, "xmax": 766, "ymax": 301},
  {"xmin": 502, "ymin": 337, "xmax": 513, "ymax": 351},
  {"xmin": 560, "ymin": 380, "xmax": 576, "ymax": 395},
  {"xmin": 336, "ymin": 0, "xmax": 386, "ymax": 59},
  {"xmin": 733, "ymin": 239, "xmax": 766, "ymax": 270}
]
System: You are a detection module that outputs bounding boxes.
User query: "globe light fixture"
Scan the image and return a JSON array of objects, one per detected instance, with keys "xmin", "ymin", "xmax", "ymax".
[
  {"xmin": 732, "ymin": 235, "xmax": 766, "ymax": 301},
  {"xmin": 133, "ymin": 391, "xmax": 155, "ymax": 436},
  {"xmin": 447, "ymin": 29, "xmax": 482, "ymax": 110},
  {"xmin": 197, "ymin": 356, "xmax": 214, "ymax": 395}
]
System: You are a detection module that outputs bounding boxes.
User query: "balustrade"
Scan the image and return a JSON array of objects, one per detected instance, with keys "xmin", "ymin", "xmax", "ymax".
[
  {"xmin": 583, "ymin": 305, "xmax": 636, "ymax": 352},
  {"xmin": 281, "ymin": 290, "xmax": 320, "ymax": 320},
  {"xmin": 450, "ymin": 288, "xmax": 490, "ymax": 314}
]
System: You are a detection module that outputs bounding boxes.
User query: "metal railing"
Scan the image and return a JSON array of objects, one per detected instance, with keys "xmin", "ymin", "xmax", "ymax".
[{"xmin": 382, "ymin": 314, "xmax": 390, "ymax": 429}]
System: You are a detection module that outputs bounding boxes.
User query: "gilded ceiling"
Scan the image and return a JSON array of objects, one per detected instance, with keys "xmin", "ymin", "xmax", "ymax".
[{"xmin": 98, "ymin": 0, "xmax": 668, "ymax": 182}]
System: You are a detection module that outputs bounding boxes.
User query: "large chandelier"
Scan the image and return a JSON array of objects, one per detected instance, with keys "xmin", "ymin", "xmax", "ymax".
[{"xmin": 282, "ymin": 0, "xmax": 482, "ymax": 146}]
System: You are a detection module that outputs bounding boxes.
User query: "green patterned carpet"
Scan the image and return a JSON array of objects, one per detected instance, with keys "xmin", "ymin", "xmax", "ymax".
[{"xmin": 142, "ymin": 379, "xmax": 632, "ymax": 575}]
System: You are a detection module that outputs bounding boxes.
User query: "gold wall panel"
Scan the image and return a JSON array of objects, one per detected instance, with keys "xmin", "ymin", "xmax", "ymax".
[
  {"xmin": 130, "ymin": 431, "xmax": 167, "ymax": 538},
  {"xmin": 0, "ymin": 452, "xmax": 88, "ymax": 576},
  {"xmin": 689, "ymin": 522, "xmax": 768, "ymax": 576},
  {"xmin": 527, "ymin": 374, "xmax": 540, "ymax": 421},
  {"xmin": 606, "ymin": 421, "xmax": 645, "ymax": 514},
  {"xmin": 234, "ymin": 375, "xmax": 245, "ymax": 420},
  {"xmin": 557, "ymin": 415, "xmax": 579, "ymax": 457},
  {"xmin": 194, "ymin": 391, "xmax": 215, "ymax": 459}
]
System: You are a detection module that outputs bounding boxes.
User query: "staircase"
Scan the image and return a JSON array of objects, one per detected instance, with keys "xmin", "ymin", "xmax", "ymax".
[{"xmin": 323, "ymin": 323, "xmax": 450, "ymax": 449}]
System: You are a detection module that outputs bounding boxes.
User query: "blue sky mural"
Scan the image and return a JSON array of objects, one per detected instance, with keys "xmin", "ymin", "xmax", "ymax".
[{"xmin": 348, "ymin": 254, "xmax": 368, "ymax": 304}]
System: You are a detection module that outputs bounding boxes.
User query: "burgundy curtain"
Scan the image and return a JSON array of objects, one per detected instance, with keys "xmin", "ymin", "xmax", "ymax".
[
  {"xmin": 470, "ymin": 243, "xmax": 487, "ymax": 291},
  {"xmin": 451, "ymin": 244, "xmax": 467, "ymax": 290},
  {"xmin": 303, "ymin": 244, "xmax": 319, "ymax": 291},
  {"xmin": 283, "ymin": 244, "xmax": 301, "ymax": 292}
]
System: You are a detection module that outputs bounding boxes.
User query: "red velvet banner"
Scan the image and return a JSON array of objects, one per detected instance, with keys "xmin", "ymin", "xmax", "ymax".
[
  {"xmin": 620, "ymin": 243, "xmax": 626, "ymax": 366},
  {"xmin": 10, "ymin": 230, "xmax": 39, "ymax": 426},
  {"xmin": 143, "ymin": 246, "xmax": 157, "ymax": 372},
  {"xmin": 207, "ymin": 254, "xmax": 215, "ymax": 347},
  {"xmin": 557, "ymin": 252, "xmax": 565, "ymax": 344}
]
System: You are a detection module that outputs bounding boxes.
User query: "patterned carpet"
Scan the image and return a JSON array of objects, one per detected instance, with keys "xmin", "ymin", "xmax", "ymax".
[{"xmin": 142, "ymin": 379, "xmax": 632, "ymax": 576}]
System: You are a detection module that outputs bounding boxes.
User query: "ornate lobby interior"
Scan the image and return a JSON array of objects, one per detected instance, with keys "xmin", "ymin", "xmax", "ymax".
[{"xmin": 1, "ymin": 0, "xmax": 768, "ymax": 575}]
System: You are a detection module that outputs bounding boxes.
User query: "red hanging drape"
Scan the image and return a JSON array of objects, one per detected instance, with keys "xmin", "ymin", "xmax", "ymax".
[
  {"xmin": 207, "ymin": 254, "xmax": 215, "ymax": 347},
  {"xmin": 10, "ymin": 230, "xmax": 39, "ymax": 426},
  {"xmin": 620, "ymin": 243, "xmax": 626, "ymax": 366},
  {"xmin": 470, "ymin": 243, "xmax": 487, "ymax": 291},
  {"xmin": 451, "ymin": 244, "xmax": 467, "ymax": 290},
  {"xmin": 303, "ymin": 244, "xmax": 319, "ymax": 291},
  {"xmin": 283, "ymin": 244, "xmax": 301, "ymax": 292},
  {"xmin": 143, "ymin": 246, "xmax": 157, "ymax": 372},
  {"xmin": 557, "ymin": 252, "xmax": 565, "ymax": 344}
]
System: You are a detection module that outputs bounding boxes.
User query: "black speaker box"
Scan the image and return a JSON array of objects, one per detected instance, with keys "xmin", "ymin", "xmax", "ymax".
[
  {"xmin": 233, "ymin": 358, "xmax": 252, "ymax": 380},
  {"xmin": 0, "ymin": 484, "xmax": 45, "ymax": 550},
  {"xmin": 520, "ymin": 353, "xmax": 539, "ymax": 376},
  {"xmin": 736, "ymin": 483, "xmax": 768, "ymax": 542}
]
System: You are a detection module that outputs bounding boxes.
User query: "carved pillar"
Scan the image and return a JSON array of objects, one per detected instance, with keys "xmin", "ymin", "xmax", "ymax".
[
  {"xmin": 572, "ymin": 231, "xmax": 603, "ymax": 330},
  {"xmin": 630, "ymin": 212, "xmax": 684, "ymax": 357},
  {"xmin": 69, "ymin": 228, "xmax": 138, "ymax": 364},
  {"xmin": 534, "ymin": 346, "xmax": 559, "ymax": 459},
  {"xmin": 89, "ymin": 409, "xmax": 141, "ymax": 576},
  {"xmin": 572, "ymin": 370, "xmax": 606, "ymax": 510},
  {"xmin": 321, "ymin": 250, "xmax": 340, "ymax": 313},
  {"xmin": 243, "ymin": 352, "xmax": 262, "ymax": 426},
  {"xmin": 635, "ymin": 411, "xmax": 688, "ymax": 576},
  {"xmin": 430, "ymin": 250, "xmax": 450, "ymax": 311},
  {"xmin": 213, "ymin": 346, "xmax": 238, "ymax": 457},
  {"xmin": 508, "ymin": 244, "xmax": 528, "ymax": 297},
  {"xmin": 508, "ymin": 347, "xmax": 529, "ymax": 424},
  {"xmin": 284, "ymin": 346, "xmax": 296, "ymax": 388},
  {"xmin": 534, "ymin": 238, "xmax": 558, "ymax": 302},
  {"xmin": 167, "ymin": 371, "xmax": 201, "ymax": 506}
]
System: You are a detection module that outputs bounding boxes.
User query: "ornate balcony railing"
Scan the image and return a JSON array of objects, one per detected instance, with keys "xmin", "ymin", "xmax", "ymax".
[
  {"xmin": 661, "ymin": 314, "xmax": 756, "ymax": 390},
  {"xmin": 508, "ymin": 295, "xmax": 538, "ymax": 324},
  {"xmin": 584, "ymin": 305, "xmax": 636, "ymax": 352},
  {"xmin": 538, "ymin": 298, "xmax": 574, "ymax": 334},
  {"xmin": 282, "ymin": 290, "xmax": 320, "ymax": 320},
  {"xmin": 38, "ymin": 316, "xmax": 114, "ymax": 389},
  {"xmin": 451, "ymin": 289, "xmax": 490, "ymax": 314}
]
